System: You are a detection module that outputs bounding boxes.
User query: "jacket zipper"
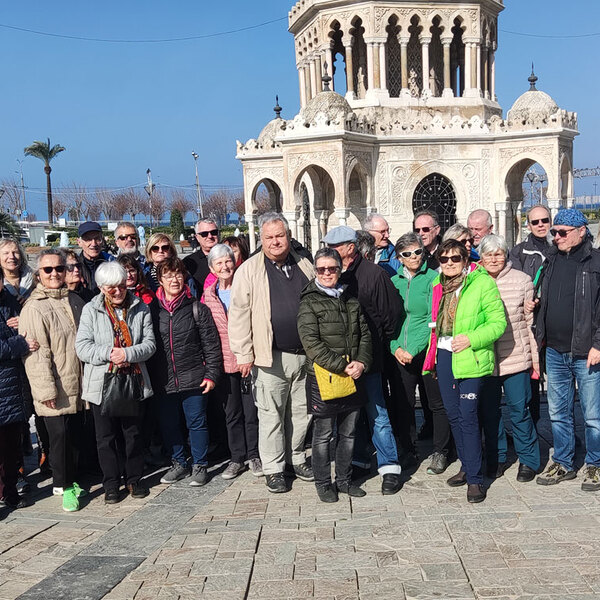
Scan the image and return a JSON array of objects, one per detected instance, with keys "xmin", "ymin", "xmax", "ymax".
[
  {"xmin": 403, "ymin": 277, "xmax": 411, "ymax": 350},
  {"xmin": 169, "ymin": 313, "xmax": 179, "ymax": 389}
]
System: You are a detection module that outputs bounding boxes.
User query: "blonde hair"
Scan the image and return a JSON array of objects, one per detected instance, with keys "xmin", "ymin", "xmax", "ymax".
[{"xmin": 144, "ymin": 233, "xmax": 177, "ymax": 263}]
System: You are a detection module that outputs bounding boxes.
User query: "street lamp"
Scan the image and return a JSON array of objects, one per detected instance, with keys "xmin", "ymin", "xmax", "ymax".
[
  {"xmin": 144, "ymin": 169, "xmax": 155, "ymax": 233},
  {"xmin": 538, "ymin": 174, "xmax": 547, "ymax": 205},
  {"xmin": 192, "ymin": 152, "xmax": 204, "ymax": 220},
  {"xmin": 16, "ymin": 159, "xmax": 26, "ymax": 213},
  {"xmin": 526, "ymin": 171, "xmax": 536, "ymax": 206}
]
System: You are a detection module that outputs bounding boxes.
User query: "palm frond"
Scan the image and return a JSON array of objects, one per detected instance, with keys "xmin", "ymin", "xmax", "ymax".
[{"xmin": 24, "ymin": 138, "xmax": 66, "ymax": 162}]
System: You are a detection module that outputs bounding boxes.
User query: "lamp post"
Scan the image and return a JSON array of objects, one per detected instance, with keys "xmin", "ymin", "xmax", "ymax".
[
  {"xmin": 192, "ymin": 152, "xmax": 203, "ymax": 220},
  {"xmin": 0, "ymin": 188, "xmax": 5, "ymax": 237},
  {"xmin": 144, "ymin": 169, "xmax": 155, "ymax": 233},
  {"xmin": 16, "ymin": 159, "xmax": 26, "ymax": 214},
  {"xmin": 538, "ymin": 174, "xmax": 547, "ymax": 205},
  {"xmin": 526, "ymin": 171, "xmax": 536, "ymax": 207}
]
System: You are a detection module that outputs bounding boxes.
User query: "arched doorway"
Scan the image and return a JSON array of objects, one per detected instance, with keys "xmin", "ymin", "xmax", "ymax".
[
  {"xmin": 412, "ymin": 173, "xmax": 457, "ymax": 232},
  {"xmin": 347, "ymin": 162, "xmax": 369, "ymax": 228},
  {"xmin": 252, "ymin": 179, "xmax": 282, "ymax": 214}
]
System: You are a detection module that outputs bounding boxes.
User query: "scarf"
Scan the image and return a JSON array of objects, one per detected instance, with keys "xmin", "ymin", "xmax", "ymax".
[
  {"xmin": 315, "ymin": 279, "xmax": 344, "ymax": 298},
  {"xmin": 436, "ymin": 271, "xmax": 466, "ymax": 338},
  {"xmin": 156, "ymin": 285, "xmax": 192, "ymax": 313},
  {"xmin": 104, "ymin": 293, "xmax": 138, "ymax": 374}
]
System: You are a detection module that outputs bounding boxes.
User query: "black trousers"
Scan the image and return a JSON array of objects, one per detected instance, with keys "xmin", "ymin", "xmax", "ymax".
[
  {"xmin": 396, "ymin": 351, "xmax": 451, "ymax": 456},
  {"xmin": 0, "ymin": 422, "xmax": 22, "ymax": 504},
  {"xmin": 529, "ymin": 378, "xmax": 541, "ymax": 426},
  {"xmin": 216, "ymin": 373, "xmax": 259, "ymax": 463},
  {"xmin": 44, "ymin": 413, "xmax": 82, "ymax": 489},
  {"xmin": 91, "ymin": 404, "xmax": 145, "ymax": 491}
]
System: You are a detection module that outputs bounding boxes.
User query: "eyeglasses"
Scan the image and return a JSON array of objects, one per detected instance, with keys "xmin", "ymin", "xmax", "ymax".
[
  {"xmin": 414, "ymin": 226, "xmax": 436, "ymax": 233},
  {"xmin": 369, "ymin": 228, "xmax": 390, "ymax": 236},
  {"xmin": 162, "ymin": 272, "xmax": 185, "ymax": 281},
  {"xmin": 66, "ymin": 263, "xmax": 82, "ymax": 272},
  {"xmin": 117, "ymin": 234, "xmax": 137, "ymax": 241},
  {"xmin": 439, "ymin": 255, "xmax": 464, "ymax": 264},
  {"xmin": 530, "ymin": 218, "xmax": 550, "ymax": 226},
  {"xmin": 550, "ymin": 227, "xmax": 576, "ymax": 238},
  {"xmin": 150, "ymin": 244, "xmax": 171, "ymax": 253},
  {"xmin": 459, "ymin": 238, "xmax": 475, "ymax": 247},
  {"xmin": 41, "ymin": 265, "xmax": 66, "ymax": 274},
  {"xmin": 197, "ymin": 229, "xmax": 218, "ymax": 238},
  {"xmin": 316, "ymin": 266, "xmax": 340, "ymax": 275},
  {"xmin": 399, "ymin": 248, "xmax": 424, "ymax": 259}
]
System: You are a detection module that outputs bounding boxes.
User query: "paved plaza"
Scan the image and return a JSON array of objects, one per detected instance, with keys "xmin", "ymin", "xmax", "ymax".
[{"xmin": 2, "ymin": 405, "xmax": 600, "ymax": 600}]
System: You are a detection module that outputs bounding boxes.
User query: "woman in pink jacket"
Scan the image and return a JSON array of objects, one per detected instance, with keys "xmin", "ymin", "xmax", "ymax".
[
  {"xmin": 478, "ymin": 234, "xmax": 540, "ymax": 483},
  {"xmin": 202, "ymin": 244, "xmax": 262, "ymax": 480}
]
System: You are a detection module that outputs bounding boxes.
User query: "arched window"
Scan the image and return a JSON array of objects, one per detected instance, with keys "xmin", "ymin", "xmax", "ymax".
[
  {"xmin": 412, "ymin": 173, "xmax": 457, "ymax": 232},
  {"xmin": 351, "ymin": 18, "xmax": 368, "ymax": 98},
  {"xmin": 386, "ymin": 16, "xmax": 402, "ymax": 98}
]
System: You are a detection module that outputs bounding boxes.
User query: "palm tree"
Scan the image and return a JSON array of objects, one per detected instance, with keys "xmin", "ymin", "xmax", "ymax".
[
  {"xmin": 0, "ymin": 211, "xmax": 23, "ymax": 238},
  {"xmin": 24, "ymin": 138, "xmax": 66, "ymax": 224}
]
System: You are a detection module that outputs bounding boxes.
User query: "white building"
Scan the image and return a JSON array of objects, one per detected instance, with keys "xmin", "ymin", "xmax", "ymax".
[{"xmin": 237, "ymin": 0, "xmax": 578, "ymax": 252}]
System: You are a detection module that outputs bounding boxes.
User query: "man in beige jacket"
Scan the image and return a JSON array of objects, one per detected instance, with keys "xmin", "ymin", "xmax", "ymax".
[{"xmin": 229, "ymin": 213, "xmax": 314, "ymax": 493}]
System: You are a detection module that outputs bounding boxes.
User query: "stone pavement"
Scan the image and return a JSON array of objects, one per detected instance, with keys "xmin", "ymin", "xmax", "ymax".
[{"xmin": 2, "ymin": 404, "xmax": 600, "ymax": 600}]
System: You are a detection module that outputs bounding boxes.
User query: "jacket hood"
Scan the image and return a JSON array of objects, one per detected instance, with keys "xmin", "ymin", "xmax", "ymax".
[{"xmin": 29, "ymin": 283, "xmax": 70, "ymax": 301}]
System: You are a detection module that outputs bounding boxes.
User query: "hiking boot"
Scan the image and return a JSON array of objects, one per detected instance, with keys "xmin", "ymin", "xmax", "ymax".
[
  {"xmin": 265, "ymin": 473, "xmax": 288, "ymax": 493},
  {"xmin": 427, "ymin": 452, "xmax": 448, "ymax": 475},
  {"xmin": 316, "ymin": 484, "xmax": 338, "ymax": 503},
  {"xmin": 516, "ymin": 464, "xmax": 536, "ymax": 483},
  {"xmin": 291, "ymin": 463, "xmax": 314, "ymax": 482},
  {"xmin": 336, "ymin": 481, "xmax": 367, "ymax": 497},
  {"xmin": 581, "ymin": 465, "xmax": 600, "ymax": 492},
  {"xmin": 104, "ymin": 489, "xmax": 120, "ymax": 504},
  {"xmin": 447, "ymin": 471, "xmax": 467, "ymax": 487},
  {"xmin": 249, "ymin": 457, "xmax": 263, "ymax": 477},
  {"xmin": 62, "ymin": 487, "xmax": 80, "ymax": 512},
  {"xmin": 222, "ymin": 461, "xmax": 246, "ymax": 480},
  {"xmin": 536, "ymin": 462, "xmax": 577, "ymax": 486},
  {"xmin": 190, "ymin": 465, "xmax": 208, "ymax": 487},
  {"xmin": 127, "ymin": 482, "xmax": 149, "ymax": 498},
  {"xmin": 381, "ymin": 473, "xmax": 402, "ymax": 495},
  {"xmin": 160, "ymin": 461, "xmax": 190, "ymax": 484},
  {"xmin": 467, "ymin": 484, "xmax": 486, "ymax": 503}
]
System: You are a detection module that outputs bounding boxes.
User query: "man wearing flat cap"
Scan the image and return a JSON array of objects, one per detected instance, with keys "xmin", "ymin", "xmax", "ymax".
[
  {"xmin": 534, "ymin": 209, "xmax": 600, "ymax": 491},
  {"xmin": 322, "ymin": 226, "xmax": 403, "ymax": 495},
  {"xmin": 77, "ymin": 221, "xmax": 114, "ymax": 295}
]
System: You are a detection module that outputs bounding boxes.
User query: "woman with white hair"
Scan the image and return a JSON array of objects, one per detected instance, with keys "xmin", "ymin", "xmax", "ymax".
[
  {"xmin": 478, "ymin": 234, "xmax": 540, "ymax": 482},
  {"xmin": 75, "ymin": 261, "xmax": 156, "ymax": 504},
  {"xmin": 202, "ymin": 244, "xmax": 261, "ymax": 479}
]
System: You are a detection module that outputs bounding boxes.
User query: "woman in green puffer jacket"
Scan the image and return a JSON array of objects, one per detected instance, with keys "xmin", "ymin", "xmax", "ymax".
[
  {"xmin": 423, "ymin": 239, "xmax": 506, "ymax": 504},
  {"xmin": 297, "ymin": 248, "xmax": 372, "ymax": 504}
]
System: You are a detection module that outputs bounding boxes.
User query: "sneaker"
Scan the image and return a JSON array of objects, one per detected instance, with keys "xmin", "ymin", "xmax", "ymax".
[
  {"xmin": 62, "ymin": 487, "xmax": 80, "ymax": 512},
  {"xmin": 72, "ymin": 482, "xmax": 88, "ymax": 499},
  {"xmin": 248, "ymin": 457, "xmax": 263, "ymax": 477},
  {"xmin": 316, "ymin": 484, "xmax": 338, "ymax": 503},
  {"xmin": 127, "ymin": 482, "xmax": 150, "ymax": 498},
  {"xmin": 581, "ymin": 465, "xmax": 600, "ymax": 492},
  {"xmin": 189, "ymin": 465, "xmax": 208, "ymax": 487},
  {"xmin": 16, "ymin": 473, "xmax": 30, "ymax": 496},
  {"xmin": 160, "ymin": 461, "xmax": 190, "ymax": 484},
  {"xmin": 291, "ymin": 463, "xmax": 314, "ymax": 482},
  {"xmin": 536, "ymin": 462, "xmax": 577, "ymax": 486},
  {"xmin": 265, "ymin": 473, "xmax": 288, "ymax": 493},
  {"xmin": 427, "ymin": 452, "xmax": 448, "ymax": 475},
  {"xmin": 53, "ymin": 487, "xmax": 64, "ymax": 496},
  {"xmin": 222, "ymin": 461, "xmax": 246, "ymax": 480}
]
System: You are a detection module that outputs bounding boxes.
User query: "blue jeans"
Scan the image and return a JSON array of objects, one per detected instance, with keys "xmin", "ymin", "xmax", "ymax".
[
  {"xmin": 436, "ymin": 350, "xmax": 483, "ymax": 485},
  {"xmin": 157, "ymin": 390, "xmax": 208, "ymax": 467},
  {"xmin": 481, "ymin": 371, "xmax": 540, "ymax": 472},
  {"xmin": 546, "ymin": 348, "xmax": 600, "ymax": 470},
  {"xmin": 354, "ymin": 373, "xmax": 401, "ymax": 474}
]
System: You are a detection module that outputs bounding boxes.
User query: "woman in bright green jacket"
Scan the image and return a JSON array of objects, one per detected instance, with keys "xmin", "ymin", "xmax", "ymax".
[
  {"xmin": 423, "ymin": 239, "xmax": 506, "ymax": 504},
  {"xmin": 390, "ymin": 232, "xmax": 451, "ymax": 476}
]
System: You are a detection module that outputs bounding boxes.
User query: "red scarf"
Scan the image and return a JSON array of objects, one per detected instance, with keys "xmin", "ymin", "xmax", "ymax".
[{"xmin": 156, "ymin": 285, "xmax": 192, "ymax": 313}]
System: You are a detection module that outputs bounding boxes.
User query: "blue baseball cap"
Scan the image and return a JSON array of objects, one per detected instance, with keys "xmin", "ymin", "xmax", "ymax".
[
  {"xmin": 321, "ymin": 226, "xmax": 357, "ymax": 245},
  {"xmin": 78, "ymin": 221, "xmax": 102, "ymax": 237}
]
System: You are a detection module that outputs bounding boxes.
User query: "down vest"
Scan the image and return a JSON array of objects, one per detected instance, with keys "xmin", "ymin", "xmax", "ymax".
[
  {"xmin": 75, "ymin": 292, "xmax": 156, "ymax": 405},
  {"xmin": 488, "ymin": 262, "xmax": 539, "ymax": 376},
  {"xmin": 0, "ymin": 289, "xmax": 30, "ymax": 427},
  {"xmin": 151, "ymin": 296, "xmax": 222, "ymax": 394}
]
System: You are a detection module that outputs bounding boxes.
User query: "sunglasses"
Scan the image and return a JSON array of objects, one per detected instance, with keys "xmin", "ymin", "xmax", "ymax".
[
  {"xmin": 66, "ymin": 263, "xmax": 82, "ymax": 272},
  {"xmin": 550, "ymin": 228, "xmax": 576, "ymax": 238},
  {"xmin": 439, "ymin": 255, "xmax": 464, "ymax": 264},
  {"xmin": 106, "ymin": 284, "xmax": 127, "ymax": 293},
  {"xmin": 399, "ymin": 248, "xmax": 424, "ymax": 259},
  {"xmin": 41, "ymin": 265, "xmax": 66, "ymax": 274},
  {"xmin": 414, "ymin": 226, "xmax": 436, "ymax": 233},
  {"xmin": 150, "ymin": 244, "xmax": 171, "ymax": 253},
  {"xmin": 197, "ymin": 229, "xmax": 218, "ymax": 238},
  {"xmin": 316, "ymin": 266, "xmax": 340, "ymax": 275},
  {"xmin": 117, "ymin": 234, "xmax": 137, "ymax": 241},
  {"xmin": 459, "ymin": 238, "xmax": 475, "ymax": 246},
  {"xmin": 530, "ymin": 218, "xmax": 550, "ymax": 226}
]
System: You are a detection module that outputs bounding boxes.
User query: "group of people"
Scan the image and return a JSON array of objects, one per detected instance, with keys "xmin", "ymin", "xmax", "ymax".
[{"xmin": 0, "ymin": 203, "xmax": 598, "ymax": 512}]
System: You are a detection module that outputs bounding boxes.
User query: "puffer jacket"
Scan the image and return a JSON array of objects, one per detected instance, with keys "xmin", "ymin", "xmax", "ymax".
[
  {"xmin": 509, "ymin": 234, "xmax": 551, "ymax": 281},
  {"xmin": 390, "ymin": 262, "xmax": 438, "ymax": 358},
  {"xmin": 151, "ymin": 295, "xmax": 222, "ymax": 394},
  {"xmin": 0, "ymin": 289, "xmax": 30, "ymax": 427},
  {"xmin": 297, "ymin": 280, "xmax": 372, "ymax": 416},
  {"xmin": 202, "ymin": 281, "xmax": 238, "ymax": 374},
  {"xmin": 489, "ymin": 262, "xmax": 539, "ymax": 376},
  {"xmin": 19, "ymin": 284, "xmax": 83, "ymax": 417},
  {"xmin": 75, "ymin": 292, "xmax": 156, "ymax": 405},
  {"xmin": 423, "ymin": 267, "xmax": 506, "ymax": 379}
]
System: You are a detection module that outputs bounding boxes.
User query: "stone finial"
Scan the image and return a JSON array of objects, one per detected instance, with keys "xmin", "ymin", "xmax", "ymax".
[
  {"xmin": 322, "ymin": 62, "xmax": 332, "ymax": 92},
  {"xmin": 274, "ymin": 95, "xmax": 282, "ymax": 119},
  {"xmin": 528, "ymin": 64, "xmax": 538, "ymax": 91}
]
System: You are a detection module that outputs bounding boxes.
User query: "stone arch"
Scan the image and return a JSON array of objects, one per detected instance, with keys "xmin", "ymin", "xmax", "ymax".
[
  {"xmin": 407, "ymin": 15, "xmax": 423, "ymax": 97},
  {"xmin": 345, "ymin": 160, "xmax": 370, "ymax": 228},
  {"xmin": 412, "ymin": 173, "xmax": 457, "ymax": 233},
  {"xmin": 560, "ymin": 153, "xmax": 573, "ymax": 203},
  {"xmin": 429, "ymin": 15, "xmax": 445, "ymax": 97},
  {"xmin": 250, "ymin": 179, "xmax": 283, "ymax": 214},
  {"xmin": 350, "ymin": 17, "xmax": 369, "ymax": 98},
  {"xmin": 450, "ymin": 17, "xmax": 466, "ymax": 97},
  {"xmin": 386, "ymin": 15, "xmax": 403, "ymax": 98},
  {"xmin": 328, "ymin": 20, "xmax": 346, "ymax": 93}
]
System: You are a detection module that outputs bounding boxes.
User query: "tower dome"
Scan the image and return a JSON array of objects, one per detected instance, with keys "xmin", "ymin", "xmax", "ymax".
[
  {"xmin": 301, "ymin": 90, "xmax": 353, "ymax": 123},
  {"xmin": 507, "ymin": 70, "xmax": 559, "ymax": 123}
]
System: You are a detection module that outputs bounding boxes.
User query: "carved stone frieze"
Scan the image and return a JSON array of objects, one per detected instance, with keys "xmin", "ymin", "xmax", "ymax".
[
  {"xmin": 499, "ymin": 145, "xmax": 553, "ymax": 166},
  {"xmin": 287, "ymin": 151, "xmax": 340, "ymax": 176},
  {"xmin": 245, "ymin": 167, "xmax": 284, "ymax": 188}
]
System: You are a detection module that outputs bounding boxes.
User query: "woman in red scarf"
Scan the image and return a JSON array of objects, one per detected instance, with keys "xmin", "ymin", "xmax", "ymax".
[{"xmin": 117, "ymin": 254, "xmax": 155, "ymax": 305}]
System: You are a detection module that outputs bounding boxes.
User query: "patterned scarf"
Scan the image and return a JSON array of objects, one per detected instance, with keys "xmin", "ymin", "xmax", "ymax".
[
  {"xmin": 104, "ymin": 293, "xmax": 138, "ymax": 374},
  {"xmin": 436, "ymin": 271, "xmax": 466, "ymax": 338},
  {"xmin": 156, "ymin": 285, "xmax": 192, "ymax": 313}
]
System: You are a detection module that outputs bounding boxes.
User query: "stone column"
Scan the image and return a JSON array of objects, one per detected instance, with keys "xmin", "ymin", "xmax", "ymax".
[
  {"xmin": 475, "ymin": 42, "xmax": 482, "ymax": 95},
  {"xmin": 442, "ymin": 37, "xmax": 453, "ymax": 98},
  {"xmin": 548, "ymin": 199, "xmax": 561, "ymax": 220},
  {"xmin": 246, "ymin": 213, "xmax": 256, "ymax": 252},
  {"xmin": 335, "ymin": 207, "xmax": 351, "ymax": 227},
  {"xmin": 400, "ymin": 36, "xmax": 410, "ymax": 97},
  {"xmin": 483, "ymin": 45, "xmax": 489, "ymax": 99},
  {"xmin": 298, "ymin": 67, "xmax": 307, "ymax": 107},
  {"xmin": 463, "ymin": 42, "xmax": 471, "ymax": 96},
  {"xmin": 490, "ymin": 43, "xmax": 497, "ymax": 100},
  {"xmin": 283, "ymin": 211, "xmax": 299, "ymax": 240},
  {"xmin": 325, "ymin": 48, "xmax": 334, "ymax": 91},
  {"xmin": 372, "ymin": 43, "xmax": 381, "ymax": 89},
  {"xmin": 379, "ymin": 42, "xmax": 387, "ymax": 93},
  {"xmin": 309, "ymin": 59, "xmax": 317, "ymax": 98},
  {"xmin": 420, "ymin": 35, "xmax": 432, "ymax": 98},
  {"xmin": 304, "ymin": 64, "xmax": 312, "ymax": 102},
  {"xmin": 366, "ymin": 42, "xmax": 375, "ymax": 91},
  {"xmin": 495, "ymin": 202, "xmax": 508, "ymax": 241},
  {"xmin": 344, "ymin": 42, "xmax": 355, "ymax": 98},
  {"xmin": 315, "ymin": 54, "xmax": 323, "ymax": 93}
]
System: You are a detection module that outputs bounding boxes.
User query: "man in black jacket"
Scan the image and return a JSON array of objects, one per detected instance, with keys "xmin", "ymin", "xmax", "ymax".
[
  {"xmin": 534, "ymin": 209, "xmax": 600, "ymax": 491},
  {"xmin": 324, "ymin": 226, "xmax": 403, "ymax": 495},
  {"xmin": 183, "ymin": 218, "xmax": 219, "ymax": 288},
  {"xmin": 77, "ymin": 222, "xmax": 114, "ymax": 295}
]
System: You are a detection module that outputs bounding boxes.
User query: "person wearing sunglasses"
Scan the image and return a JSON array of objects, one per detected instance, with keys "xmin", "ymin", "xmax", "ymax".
[
  {"xmin": 19, "ymin": 250, "xmax": 86, "ymax": 513},
  {"xmin": 443, "ymin": 223, "xmax": 479, "ymax": 265},
  {"xmin": 114, "ymin": 222, "xmax": 147, "ymax": 270},
  {"xmin": 297, "ymin": 247, "xmax": 371, "ymax": 503},
  {"xmin": 390, "ymin": 233, "xmax": 450, "ymax": 476},
  {"xmin": 423, "ymin": 239, "xmax": 506, "ymax": 503},
  {"xmin": 183, "ymin": 218, "xmax": 220, "ymax": 289},
  {"xmin": 77, "ymin": 221, "xmax": 115, "ymax": 295},
  {"xmin": 533, "ymin": 209, "xmax": 600, "ymax": 491},
  {"xmin": 363, "ymin": 213, "xmax": 400, "ymax": 277},
  {"xmin": 413, "ymin": 211, "xmax": 442, "ymax": 270}
]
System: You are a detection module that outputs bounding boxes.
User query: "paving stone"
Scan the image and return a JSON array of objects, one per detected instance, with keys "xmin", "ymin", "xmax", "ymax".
[
  {"xmin": 403, "ymin": 581, "xmax": 476, "ymax": 599},
  {"xmin": 246, "ymin": 579, "xmax": 314, "ymax": 598}
]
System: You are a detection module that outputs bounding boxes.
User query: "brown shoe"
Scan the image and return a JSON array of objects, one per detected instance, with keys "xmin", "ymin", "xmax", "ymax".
[
  {"xmin": 446, "ymin": 471, "xmax": 467, "ymax": 487},
  {"xmin": 467, "ymin": 484, "xmax": 486, "ymax": 503},
  {"xmin": 127, "ymin": 482, "xmax": 149, "ymax": 499}
]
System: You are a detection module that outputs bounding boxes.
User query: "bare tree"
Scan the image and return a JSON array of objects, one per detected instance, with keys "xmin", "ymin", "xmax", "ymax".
[
  {"xmin": 229, "ymin": 192, "xmax": 246, "ymax": 219},
  {"xmin": 255, "ymin": 187, "xmax": 272, "ymax": 214},
  {"xmin": 83, "ymin": 197, "xmax": 101, "ymax": 221},
  {"xmin": 63, "ymin": 183, "xmax": 88, "ymax": 222},
  {"xmin": 169, "ymin": 190, "xmax": 194, "ymax": 220},
  {"xmin": 95, "ymin": 188, "xmax": 118, "ymax": 221},
  {"xmin": 112, "ymin": 193, "xmax": 131, "ymax": 220},
  {"xmin": 52, "ymin": 198, "xmax": 68, "ymax": 221},
  {"xmin": 26, "ymin": 212, "xmax": 38, "ymax": 223},
  {"xmin": 0, "ymin": 178, "xmax": 25, "ymax": 217},
  {"xmin": 203, "ymin": 189, "xmax": 230, "ymax": 226},
  {"xmin": 150, "ymin": 191, "xmax": 167, "ymax": 226}
]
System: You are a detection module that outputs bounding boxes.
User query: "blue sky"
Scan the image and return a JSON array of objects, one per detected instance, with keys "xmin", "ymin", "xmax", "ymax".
[{"xmin": 0, "ymin": 0, "xmax": 599, "ymax": 217}]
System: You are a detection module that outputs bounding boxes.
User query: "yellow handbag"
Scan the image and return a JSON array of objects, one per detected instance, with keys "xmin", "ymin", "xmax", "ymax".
[{"xmin": 313, "ymin": 358, "xmax": 357, "ymax": 401}]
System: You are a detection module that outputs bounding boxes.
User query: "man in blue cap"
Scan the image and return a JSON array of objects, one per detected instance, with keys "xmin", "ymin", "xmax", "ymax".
[
  {"xmin": 534, "ymin": 209, "xmax": 600, "ymax": 490},
  {"xmin": 77, "ymin": 222, "xmax": 114, "ymax": 295}
]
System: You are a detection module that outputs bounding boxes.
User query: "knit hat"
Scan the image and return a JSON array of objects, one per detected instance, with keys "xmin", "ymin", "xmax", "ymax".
[{"xmin": 553, "ymin": 208, "xmax": 588, "ymax": 228}]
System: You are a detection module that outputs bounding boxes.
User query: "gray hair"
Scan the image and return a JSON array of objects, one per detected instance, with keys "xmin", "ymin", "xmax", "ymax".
[
  {"xmin": 362, "ymin": 213, "xmax": 387, "ymax": 231},
  {"xmin": 37, "ymin": 248, "xmax": 66, "ymax": 270},
  {"xmin": 355, "ymin": 231, "xmax": 375, "ymax": 261},
  {"xmin": 207, "ymin": 243, "xmax": 235, "ymax": 268},
  {"xmin": 467, "ymin": 209, "xmax": 493, "ymax": 227},
  {"xmin": 314, "ymin": 247, "xmax": 342, "ymax": 269},
  {"xmin": 443, "ymin": 223, "xmax": 471, "ymax": 242},
  {"xmin": 478, "ymin": 234, "xmax": 508, "ymax": 258},
  {"xmin": 413, "ymin": 210, "xmax": 439, "ymax": 227},
  {"xmin": 194, "ymin": 218, "xmax": 218, "ymax": 233},
  {"xmin": 0, "ymin": 238, "xmax": 27, "ymax": 269},
  {"xmin": 527, "ymin": 205, "xmax": 551, "ymax": 222},
  {"xmin": 258, "ymin": 212, "xmax": 289, "ymax": 232},
  {"xmin": 115, "ymin": 221, "xmax": 138, "ymax": 236},
  {"xmin": 95, "ymin": 262, "xmax": 127, "ymax": 288},
  {"xmin": 395, "ymin": 232, "xmax": 424, "ymax": 255}
]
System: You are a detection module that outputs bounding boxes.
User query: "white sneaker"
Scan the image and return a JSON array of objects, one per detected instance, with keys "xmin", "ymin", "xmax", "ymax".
[{"xmin": 52, "ymin": 487, "xmax": 64, "ymax": 496}]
